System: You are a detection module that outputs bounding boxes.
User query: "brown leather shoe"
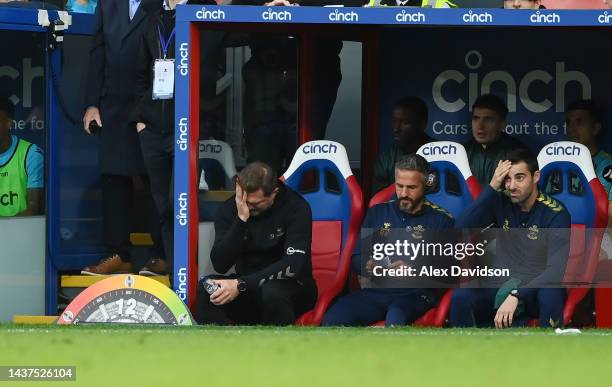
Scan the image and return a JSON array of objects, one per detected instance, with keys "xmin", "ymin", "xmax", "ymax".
[
  {"xmin": 81, "ymin": 254, "xmax": 133, "ymax": 276},
  {"xmin": 139, "ymin": 258, "xmax": 168, "ymax": 276}
]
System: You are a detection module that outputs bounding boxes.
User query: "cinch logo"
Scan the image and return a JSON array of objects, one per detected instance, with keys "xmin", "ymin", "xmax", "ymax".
[
  {"xmin": 395, "ymin": 10, "xmax": 425, "ymax": 23},
  {"xmin": 598, "ymin": 12, "xmax": 612, "ymax": 24},
  {"xmin": 546, "ymin": 145, "xmax": 581, "ymax": 156},
  {"xmin": 462, "ymin": 10, "xmax": 493, "ymax": 24},
  {"xmin": 262, "ymin": 8, "xmax": 291, "ymax": 21},
  {"xmin": 177, "ymin": 117, "xmax": 188, "ymax": 151},
  {"xmin": 0, "ymin": 58, "xmax": 43, "ymax": 109},
  {"xmin": 0, "ymin": 191, "xmax": 18, "ymax": 206},
  {"xmin": 178, "ymin": 43, "xmax": 189, "ymax": 77},
  {"xmin": 432, "ymin": 50, "xmax": 591, "ymax": 114},
  {"xmin": 200, "ymin": 143, "xmax": 222, "ymax": 154},
  {"xmin": 530, "ymin": 11, "xmax": 560, "ymax": 24},
  {"xmin": 176, "ymin": 192, "xmax": 187, "ymax": 226},
  {"xmin": 328, "ymin": 9, "xmax": 358, "ymax": 22},
  {"xmin": 422, "ymin": 144, "xmax": 457, "ymax": 156},
  {"xmin": 303, "ymin": 143, "xmax": 337, "ymax": 154},
  {"xmin": 195, "ymin": 7, "xmax": 225, "ymax": 20},
  {"xmin": 177, "ymin": 267, "xmax": 187, "ymax": 301}
]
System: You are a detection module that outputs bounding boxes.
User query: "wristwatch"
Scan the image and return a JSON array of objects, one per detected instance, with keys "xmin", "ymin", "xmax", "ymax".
[
  {"xmin": 509, "ymin": 289, "xmax": 521, "ymax": 301},
  {"xmin": 237, "ymin": 278, "xmax": 247, "ymax": 293}
]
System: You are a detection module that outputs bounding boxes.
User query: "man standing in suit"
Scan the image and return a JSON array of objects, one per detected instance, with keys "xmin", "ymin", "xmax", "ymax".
[{"xmin": 81, "ymin": 0, "xmax": 164, "ymax": 275}]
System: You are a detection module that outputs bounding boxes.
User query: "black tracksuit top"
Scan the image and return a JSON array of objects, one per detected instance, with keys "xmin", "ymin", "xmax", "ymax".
[{"xmin": 210, "ymin": 183, "xmax": 316, "ymax": 291}]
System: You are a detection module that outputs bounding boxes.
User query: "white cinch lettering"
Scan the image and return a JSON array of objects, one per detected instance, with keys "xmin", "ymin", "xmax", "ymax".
[
  {"xmin": 328, "ymin": 9, "xmax": 359, "ymax": 22},
  {"xmin": 432, "ymin": 50, "xmax": 591, "ymax": 114},
  {"xmin": 177, "ymin": 267, "xmax": 188, "ymax": 301},
  {"xmin": 462, "ymin": 10, "xmax": 493, "ymax": 24},
  {"xmin": 195, "ymin": 7, "xmax": 226, "ymax": 20},
  {"xmin": 0, "ymin": 58, "xmax": 43, "ymax": 108},
  {"xmin": 529, "ymin": 11, "xmax": 560, "ymax": 24},
  {"xmin": 262, "ymin": 8, "xmax": 292, "ymax": 21},
  {"xmin": 395, "ymin": 10, "xmax": 425, "ymax": 23},
  {"xmin": 598, "ymin": 12, "xmax": 612, "ymax": 24},
  {"xmin": 177, "ymin": 118, "xmax": 188, "ymax": 151},
  {"xmin": 178, "ymin": 43, "xmax": 189, "ymax": 77},
  {"xmin": 176, "ymin": 192, "xmax": 188, "ymax": 226}
]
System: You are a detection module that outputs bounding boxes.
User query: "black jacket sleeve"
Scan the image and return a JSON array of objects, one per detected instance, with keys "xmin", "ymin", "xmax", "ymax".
[
  {"xmin": 85, "ymin": 0, "xmax": 106, "ymax": 109},
  {"xmin": 130, "ymin": 22, "xmax": 155, "ymax": 126},
  {"xmin": 241, "ymin": 201, "xmax": 312, "ymax": 290},
  {"xmin": 210, "ymin": 198, "xmax": 248, "ymax": 274}
]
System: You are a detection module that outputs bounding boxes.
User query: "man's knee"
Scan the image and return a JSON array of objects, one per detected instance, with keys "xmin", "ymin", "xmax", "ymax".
[
  {"xmin": 322, "ymin": 302, "xmax": 355, "ymax": 326},
  {"xmin": 451, "ymin": 289, "xmax": 476, "ymax": 309},
  {"xmin": 537, "ymin": 288, "xmax": 565, "ymax": 305},
  {"xmin": 260, "ymin": 281, "xmax": 293, "ymax": 305},
  {"xmin": 449, "ymin": 289, "xmax": 478, "ymax": 327},
  {"xmin": 537, "ymin": 288, "xmax": 565, "ymax": 326},
  {"xmin": 260, "ymin": 281, "xmax": 296, "ymax": 325}
]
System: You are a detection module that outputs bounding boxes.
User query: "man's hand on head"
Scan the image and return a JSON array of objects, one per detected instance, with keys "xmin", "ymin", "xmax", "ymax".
[
  {"xmin": 494, "ymin": 294, "xmax": 519, "ymax": 329},
  {"xmin": 235, "ymin": 183, "xmax": 250, "ymax": 222},
  {"xmin": 490, "ymin": 160, "xmax": 512, "ymax": 192},
  {"xmin": 210, "ymin": 279, "xmax": 240, "ymax": 306}
]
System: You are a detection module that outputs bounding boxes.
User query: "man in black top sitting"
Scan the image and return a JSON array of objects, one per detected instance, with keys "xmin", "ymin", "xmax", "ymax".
[{"xmin": 196, "ymin": 162, "xmax": 317, "ymax": 325}]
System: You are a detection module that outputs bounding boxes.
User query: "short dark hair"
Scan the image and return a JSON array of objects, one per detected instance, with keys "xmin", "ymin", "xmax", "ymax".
[
  {"xmin": 395, "ymin": 154, "xmax": 430, "ymax": 184},
  {"xmin": 566, "ymin": 99, "xmax": 601, "ymax": 124},
  {"xmin": 0, "ymin": 97, "xmax": 15, "ymax": 119},
  {"xmin": 472, "ymin": 94, "xmax": 508, "ymax": 120},
  {"xmin": 507, "ymin": 148, "xmax": 538, "ymax": 175},
  {"xmin": 237, "ymin": 162, "xmax": 278, "ymax": 196},
  {"xmin": 394, "ymin": 96, "xmax": 428, "ymax": 124}
]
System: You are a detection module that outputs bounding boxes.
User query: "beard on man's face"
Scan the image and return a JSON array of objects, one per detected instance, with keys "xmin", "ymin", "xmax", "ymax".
[{"xmin": 398, "ymin": 196, "xmax": 423, "ymax": 212}]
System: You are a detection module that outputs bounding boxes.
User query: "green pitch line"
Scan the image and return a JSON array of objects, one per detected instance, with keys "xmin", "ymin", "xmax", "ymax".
[{"xmin": 1, "ymin": 325, "xmax": 611, "ymax": 387}]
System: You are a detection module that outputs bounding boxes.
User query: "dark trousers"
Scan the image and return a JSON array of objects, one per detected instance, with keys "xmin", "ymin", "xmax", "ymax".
[
  {"xmin": 101, "ymin": 174, "xmax": 163, "ymax": 261},
  {"xmin": 138, "ymin": 130, "xmax": 174, "ymax": 272},
  {"xmin": 195, "ymin": 276, "xmax": 317, "ymax": 326},
  {"xmin": 449, "ymin": 288, "xmax": 566, "ymax": 328},
  {"xmin": 322, "ymin": 289, "xmax": 435, "ymax": 327}
]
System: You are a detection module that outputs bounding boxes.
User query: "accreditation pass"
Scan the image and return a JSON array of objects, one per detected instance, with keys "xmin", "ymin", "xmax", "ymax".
[{"xmin": 152, "ymin": 59, "xmax": 174, "ymax": 100}]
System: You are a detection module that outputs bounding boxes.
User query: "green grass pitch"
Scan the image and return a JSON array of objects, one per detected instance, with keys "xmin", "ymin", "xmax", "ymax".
[{"xmin": 1, "ymin": 325, "xmax": 611, "ymax": 387}]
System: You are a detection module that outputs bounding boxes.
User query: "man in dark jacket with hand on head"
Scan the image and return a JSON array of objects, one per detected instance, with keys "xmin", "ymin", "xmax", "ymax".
[{"xmin": 196, "ymin": 162, "xmax": 317, "ymax": 325}]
